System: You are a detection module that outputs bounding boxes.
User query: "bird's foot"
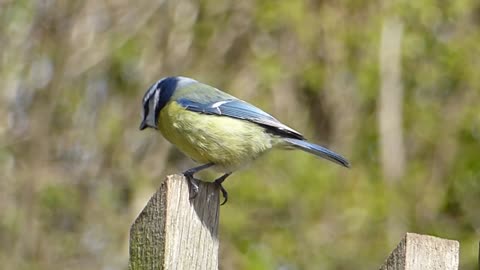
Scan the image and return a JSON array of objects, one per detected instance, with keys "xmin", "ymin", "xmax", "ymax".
[
  {"xmin": 182, "ymin": 163, "xmax": 215, "ymax": 201},
  {"xmin": 214, "ymin": 173, "xmax": 231, "ymax": 205},
  {"xmin": 183, "ymin": 172, "xmax": 200, "ymax": 200},
  {"xmin": 214, "ymin": 179, "xmax": 228, "ymax": 206}
]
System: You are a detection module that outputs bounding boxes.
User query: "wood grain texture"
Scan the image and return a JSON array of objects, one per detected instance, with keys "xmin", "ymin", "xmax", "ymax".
[
  {"xmin": 379, "ymin": 233, "xmax": 459, "ymax": 270},
  {"xmin": 129, "ymin": 174, "xmax": 220, "ymax": 270}
]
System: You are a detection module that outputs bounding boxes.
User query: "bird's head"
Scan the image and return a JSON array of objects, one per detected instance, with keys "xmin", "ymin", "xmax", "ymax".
[{"xmin": 139, "ymin": 76, "xmax": 196, "ymax": 130}]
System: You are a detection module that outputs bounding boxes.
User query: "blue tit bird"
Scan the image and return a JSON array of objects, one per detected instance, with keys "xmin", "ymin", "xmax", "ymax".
[{"xmin": 140, "ymin": 76, "xmax": 350, "ymax": 205}]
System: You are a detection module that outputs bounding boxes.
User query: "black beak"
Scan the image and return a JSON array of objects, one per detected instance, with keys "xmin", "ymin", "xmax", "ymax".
[{"xmin": 139, "ymin": 120, "xmax": 148, "ymax": 130}]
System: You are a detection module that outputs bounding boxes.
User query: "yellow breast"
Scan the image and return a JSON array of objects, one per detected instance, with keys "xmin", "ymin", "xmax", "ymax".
[{"xmin": 158, "ymin": 101, "xmax": 274, "ymax": 171}]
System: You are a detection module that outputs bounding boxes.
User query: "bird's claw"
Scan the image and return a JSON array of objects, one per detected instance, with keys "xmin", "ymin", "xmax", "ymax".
[
  {"xmin": 184, "ymin": 168, "xmax": 230, "ymax": 205},
  {"xmin": 184, "ymin": 173, "xmax": 200, "ymax": 200},
  {"xmin": 214, "ymin": 179, "xmax": 228, "ymax": 205}
]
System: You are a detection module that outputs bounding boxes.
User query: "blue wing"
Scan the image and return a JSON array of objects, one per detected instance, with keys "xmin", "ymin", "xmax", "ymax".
[{"xmin": 177, "ymin": 98, "xmax": 304, "ymax": 139}]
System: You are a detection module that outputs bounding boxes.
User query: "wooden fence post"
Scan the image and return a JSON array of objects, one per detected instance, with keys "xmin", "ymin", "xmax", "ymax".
[
  {"xmin": 379, "ymin": 233, "xmax": 459, "ymax": 270},
  {"xmin": 129, "ymin": 174, "xmax": 220, "ymax": 270}
]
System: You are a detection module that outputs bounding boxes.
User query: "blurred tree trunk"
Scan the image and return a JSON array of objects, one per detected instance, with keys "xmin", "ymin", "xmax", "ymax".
[
  {"xmin": 378, "ymin": 17, "xmax": 405, "ymax": 183},
  {"xmin": 378, "ymin": 17, "xmax": 406, "ymax": 245}
]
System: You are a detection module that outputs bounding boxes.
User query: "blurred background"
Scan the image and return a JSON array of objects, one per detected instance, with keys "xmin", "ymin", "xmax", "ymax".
[{"xmin": 1, "ymin": 0, "xmax": 479, "ymax": 269}]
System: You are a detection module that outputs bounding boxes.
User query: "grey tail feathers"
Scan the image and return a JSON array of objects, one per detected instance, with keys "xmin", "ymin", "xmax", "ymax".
[{"xmin": 283, "ymin": 138, "xmax": 350, "ymax": 168}]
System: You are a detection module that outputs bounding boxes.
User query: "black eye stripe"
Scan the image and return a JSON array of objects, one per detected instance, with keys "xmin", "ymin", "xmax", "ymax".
[{"xmin": 143, "ymin": 101, "xmax": 149, "ymax": 117}]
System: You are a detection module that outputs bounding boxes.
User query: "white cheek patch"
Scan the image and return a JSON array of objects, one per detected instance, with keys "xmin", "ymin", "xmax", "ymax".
[
  {"xmin": 146, "ymin": 114, "xmax": 155, "ymax": 126},
  {"xmin": 153, "ymin": 88, "xmax": 160, "ymax": 105},
  {"xmin": 146, "ymin": 98, "xmax": 157, "ymax": 126}
]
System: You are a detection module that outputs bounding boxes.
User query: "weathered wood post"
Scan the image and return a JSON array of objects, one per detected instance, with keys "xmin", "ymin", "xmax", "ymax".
[
  {"xmin": 379, "ymin": 233, "xmax": 459, "ymax": 270},
  {"xmin": 129, "ymin": 174, "xmax": 220, "ymax": 270}
]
